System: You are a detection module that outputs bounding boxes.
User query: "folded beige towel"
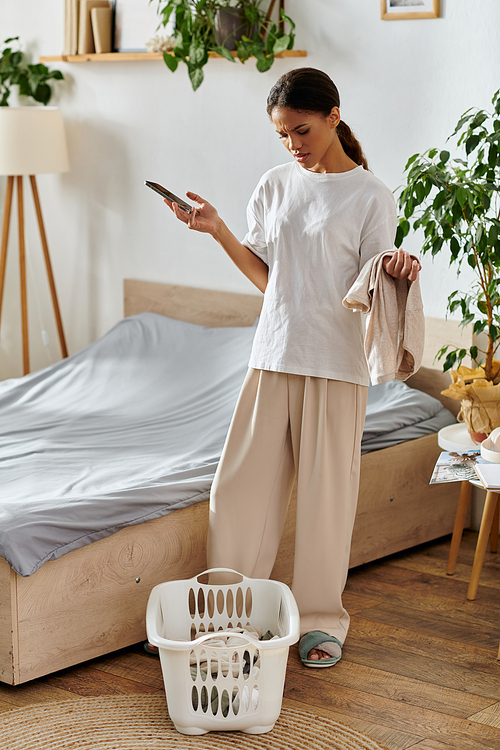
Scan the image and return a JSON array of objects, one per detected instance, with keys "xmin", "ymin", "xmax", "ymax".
[{"xmin": 342, "ymin": 250, "xmax": 424, "ymax": 385}]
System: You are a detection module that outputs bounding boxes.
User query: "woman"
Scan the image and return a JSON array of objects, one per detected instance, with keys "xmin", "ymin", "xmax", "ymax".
[{"xmin": 166, "ymin": 68, "xmax": 420, "ymax": 666}]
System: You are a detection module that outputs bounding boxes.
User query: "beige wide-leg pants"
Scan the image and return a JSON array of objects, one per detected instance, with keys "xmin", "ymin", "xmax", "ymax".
[{"xmin": 207, "ymin": 368, "xmax": 368, "ymax": 643}]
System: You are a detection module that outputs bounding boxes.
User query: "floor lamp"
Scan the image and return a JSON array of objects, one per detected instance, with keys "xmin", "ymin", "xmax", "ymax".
[{"xmin": 0, "ymin": 107, "xmax": 70, "ymax": 375}]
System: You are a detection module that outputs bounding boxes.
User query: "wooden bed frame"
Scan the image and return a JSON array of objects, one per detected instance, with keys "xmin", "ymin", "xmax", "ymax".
[{"xmin": 0, "ymin": 279, "xmax": 465, "ymax": 685}]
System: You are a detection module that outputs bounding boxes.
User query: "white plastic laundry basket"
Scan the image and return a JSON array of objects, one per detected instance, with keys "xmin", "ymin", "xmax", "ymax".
[{"xmin": 146, "ymin": 568, "xmax": 300, "ymax": 735}]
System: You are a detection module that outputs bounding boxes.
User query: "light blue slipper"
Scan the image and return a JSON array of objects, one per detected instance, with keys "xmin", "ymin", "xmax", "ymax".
[{"xmin": 298, "ymin": 630, "xmax": 342, "ymax": 668}]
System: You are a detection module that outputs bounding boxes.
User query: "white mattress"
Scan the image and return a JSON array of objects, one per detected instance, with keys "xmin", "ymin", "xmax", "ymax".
[{"xmin": 0, "ymin": 312, "xmax": 455, "ymax": 576}]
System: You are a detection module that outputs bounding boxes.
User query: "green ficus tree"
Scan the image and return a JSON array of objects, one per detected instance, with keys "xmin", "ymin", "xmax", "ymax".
[
  {"xmin": 0, "ymin": 37, "xmax": 64, "ymax": 106},
  {"xmin": 396, "ymin": 90, "xmax": 500, "ymax": 383},
  {"xmin": 156, "ymin": 0, "xmax": 295, "ymax": 91}
]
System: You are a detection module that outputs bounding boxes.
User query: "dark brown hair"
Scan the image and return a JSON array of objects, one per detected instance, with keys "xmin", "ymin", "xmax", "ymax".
[{"xmin": 266, "ymin": 68, "xmax": 369, "ymax": 171}]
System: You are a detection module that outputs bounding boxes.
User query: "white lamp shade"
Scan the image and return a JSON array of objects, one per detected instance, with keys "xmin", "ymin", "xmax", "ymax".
[{"xmin": 0, "ymin": 107, "xmax": 69, "ymax": 176}]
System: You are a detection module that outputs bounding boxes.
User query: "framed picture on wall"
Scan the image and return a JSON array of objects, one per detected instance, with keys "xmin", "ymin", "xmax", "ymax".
[
  {"xmin": 114, "ymin": 0, "xmax": 162, "ymax": 51},
  {"xmin": 381, "ymin": 0, "xmax": 440, "ymax": 20}
]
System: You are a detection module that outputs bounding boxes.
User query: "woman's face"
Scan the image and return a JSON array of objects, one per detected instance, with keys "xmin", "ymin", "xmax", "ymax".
[{"xmin": 271, "ymin": 106, "xmax": 341, "ymax": 173}]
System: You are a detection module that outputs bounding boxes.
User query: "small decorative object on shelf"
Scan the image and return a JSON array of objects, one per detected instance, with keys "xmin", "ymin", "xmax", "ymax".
[
  {"xmin": 146, "ymin": 34, "xmax": 175, "ymax": 53},
  {"xmin": 157, "ymin": 0, "xmax": 297, "ymax": 90},
  {"xmin": 396, "ymin": 89, "xmax": 500, "ymax": 438},
  {"xmin": 0, "ymin": 37, "xmax": 64, "ymax": 106}
]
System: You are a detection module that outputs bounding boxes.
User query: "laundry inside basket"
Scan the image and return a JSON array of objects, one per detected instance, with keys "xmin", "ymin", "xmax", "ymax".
[{"xmin": 189, "ymin": 626, "xmax": 277, "ymax": 714}]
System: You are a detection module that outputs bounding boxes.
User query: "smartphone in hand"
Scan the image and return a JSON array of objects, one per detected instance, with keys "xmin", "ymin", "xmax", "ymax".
[{"xmin": 144, "ymin": 181, "xmax": 193, "ymax": 213}]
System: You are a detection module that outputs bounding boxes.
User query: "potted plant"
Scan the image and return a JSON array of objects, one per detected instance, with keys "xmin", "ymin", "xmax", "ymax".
[
  {"xmin": 0, "ymin": 37, "xmax": 64, "ymax": 106},
  {"xmin": 396, "ymin": 89, "xmax": 500, "ymax": 440},
  {"xmin": 213, "ymin": 2, "xmax": 259, "ymax": 50},
  {"xmin": 155, "ymin": 0, "xmax": 296, "ymax": 91}
]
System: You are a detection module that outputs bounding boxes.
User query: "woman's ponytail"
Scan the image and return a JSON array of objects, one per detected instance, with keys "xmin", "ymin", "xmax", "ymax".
[{"xmin": 337, "ymin": 120, "xmax": 369, "ymax": 171}]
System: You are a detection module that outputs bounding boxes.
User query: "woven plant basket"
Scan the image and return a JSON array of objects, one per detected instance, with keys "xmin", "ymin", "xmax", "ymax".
[
  {"xmin": 441, "ymin": 360, "xmax": 500, "ymax": 438},
  {"xmin": 458, "ymin": 384, "xmax": 500, "ymax": 436}
]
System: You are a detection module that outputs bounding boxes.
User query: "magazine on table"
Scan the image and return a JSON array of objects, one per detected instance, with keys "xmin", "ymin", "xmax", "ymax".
[{"xmin": 430, "ymin": 450, "xmax": 481, "ymax": 484}]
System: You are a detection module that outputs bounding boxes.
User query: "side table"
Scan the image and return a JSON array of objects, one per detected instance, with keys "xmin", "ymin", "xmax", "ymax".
[{"xmin": 438, "ymin": 424, "xmax": 499, "ymax": 601}]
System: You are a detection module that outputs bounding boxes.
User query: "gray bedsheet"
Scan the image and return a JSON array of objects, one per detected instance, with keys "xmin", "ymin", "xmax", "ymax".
[
  {"xmin": 362, "ymin": 379, "xmax": 456, "ymax": 453},
  {"xmin": 0, "ymin": 313, "xmax": 256, "ymax": 576},
  {"xmin": 0, "ymin": 312, "xmax": 456, "ymax": 576}
]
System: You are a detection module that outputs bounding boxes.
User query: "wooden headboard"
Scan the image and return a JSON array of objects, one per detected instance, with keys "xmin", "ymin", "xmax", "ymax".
[
  {"xmin": 124, "ymin": 279, "xmax": 263, "ymax": 328},
  {"xmin": 123, "ymin": 279, "xmax": 466, "ymax": 416}
]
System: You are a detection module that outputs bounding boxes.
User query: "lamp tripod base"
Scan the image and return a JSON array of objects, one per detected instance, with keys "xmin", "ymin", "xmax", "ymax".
[{"xmin": 0, "ymin": 174, "xmax": 68, "ymax": 375}]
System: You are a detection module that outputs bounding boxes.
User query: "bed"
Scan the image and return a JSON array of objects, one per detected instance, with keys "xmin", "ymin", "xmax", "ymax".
[{"xmin": 0, "ymin": 279, "xmax": 462, "ymax": 685}]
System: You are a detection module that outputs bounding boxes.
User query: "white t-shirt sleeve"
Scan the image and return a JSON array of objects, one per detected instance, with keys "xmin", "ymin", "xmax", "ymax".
[
  {"xmin": 359, "ymin": 189, "xmax": 398, "ymax": 268},
  {"xmin": 242, "ymin": 181, "xmax": 268, "ymax": 264}
]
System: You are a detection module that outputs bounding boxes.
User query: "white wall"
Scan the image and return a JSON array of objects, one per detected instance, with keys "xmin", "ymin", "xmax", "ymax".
[{"xmin": 0, "ymin": 0, "xmax": 499, "ymax": 378}]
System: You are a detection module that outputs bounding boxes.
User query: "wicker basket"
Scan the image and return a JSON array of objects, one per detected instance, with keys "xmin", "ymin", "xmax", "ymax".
[
  {"xmin": 457, "ymin": 383, "xmax": 500, "ymax": 436},
  {"xmin": 442, "ymin": 361, "xmax": 500, "ymax": 438}
]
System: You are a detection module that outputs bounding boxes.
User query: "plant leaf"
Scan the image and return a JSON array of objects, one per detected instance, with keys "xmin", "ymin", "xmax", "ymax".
[
  {"xmin": 33, "ymin": 82, "xmax": 51, "ymax": 105},
  {"xmin": 456, "ymin": 186, "xmax": 468, "ymax": 208},
  {"xmin": 255, "ymin": 53, "xmax": 274, "ymax": 72},
  {"xmin": 273, "ymin": 36, "xmax": 289, "ymax": 54},
  {"xmin": 10, "ymin": 50, "xmax": 23, "ymax": 67},
  {"xmin": 404, "ymin": 153, "xmax": 419, "ymax": 170},
  {"xmin": 188, "ymin": 65, "xmax": 204, "ymax": 91},
  {"xmin": 442, "ymin": 351, "xmax": 458, "ymax": 371},
  {"xmin": 394, "ymin": 224, "xmax": 404, "ymax": 248},
  {"xmin": 450, "ymin": 235, "xmax": 460, "ymax": 259},
  {"xmin": 213, "ymin": 45, "xmax": 235, "ymax": 63},
  {"xmin": 163, "ymin": 52, "xmax": 179, "ymax": 71},
  {"xmin": 466, "ymin": 133, "xmax": 481, "ymax": 154},
  {"xmin": 236, "ymin": 40, "xmax": 250, "ymax": 61},
  {"xmin": 280, "ymin": 11, "xmax": 296, "ymax": 30},
  {"xmin": 16, "ymin": 71, "xmax": 31, "ymax": 97}
]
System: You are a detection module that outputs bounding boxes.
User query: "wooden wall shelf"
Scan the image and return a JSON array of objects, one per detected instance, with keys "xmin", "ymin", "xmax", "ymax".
[{"xmin": 40, "ymin": 50, "xmax": 306, "ymax": 63}]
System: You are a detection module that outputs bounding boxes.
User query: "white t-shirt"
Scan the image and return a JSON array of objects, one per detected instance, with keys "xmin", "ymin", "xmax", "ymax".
[{"xmin": 242, "ymin": 161, "xmax": 397, "ymax": 385}]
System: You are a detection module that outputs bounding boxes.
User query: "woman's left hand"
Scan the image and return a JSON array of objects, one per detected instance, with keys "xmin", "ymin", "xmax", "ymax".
[{"xmin": 383, "ymin": 249, "xmax": 421, "ymax": 282}]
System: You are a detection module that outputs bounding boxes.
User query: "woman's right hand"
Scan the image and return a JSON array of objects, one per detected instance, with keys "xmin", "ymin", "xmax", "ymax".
[{"xmin": 165, "ymin": 191, "xmax": 220, "ymax": 236}]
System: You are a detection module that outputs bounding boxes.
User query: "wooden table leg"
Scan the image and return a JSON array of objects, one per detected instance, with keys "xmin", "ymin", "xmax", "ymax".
[
  {"xmin": 447, "ymin": 480, "xmax": 472, "ymax": 575},
  {"xmin": 490, "ymin": 497, "xmax": 499, "ymax": 553},
  {"xmin": 467, "ymin": 491, "xmax": 499, "ymax": 601}
]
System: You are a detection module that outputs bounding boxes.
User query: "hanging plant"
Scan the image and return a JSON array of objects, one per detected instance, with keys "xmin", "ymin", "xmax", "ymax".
[
  {"xmin": 0, "ymin": 37, "xmax": 64, "ymax": 107},
  {"xmin": 155, "ymin": 0, "xmax": 296, "ymax": 91}
]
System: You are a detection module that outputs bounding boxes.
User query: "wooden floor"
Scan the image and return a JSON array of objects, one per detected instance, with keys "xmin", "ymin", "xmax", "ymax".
[{"xmin": 0, "ymin": 530, "xmax": 499, "ymax": 749}]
